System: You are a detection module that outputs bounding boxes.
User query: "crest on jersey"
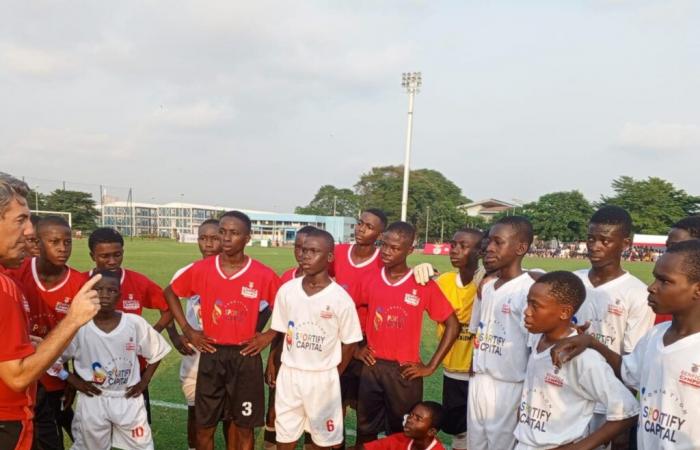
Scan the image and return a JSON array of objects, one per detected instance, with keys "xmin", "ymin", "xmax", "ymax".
[
  {"xmin": 286, "ymin": 321, "xmax": 295, "ymax": 350},
  {"xmin": 241, "ymin": 282, "xmax": 258, "ymax": 299},
  {"xmin": 374, "ymin": 307, "xmax": 384, "ymax": 330},
  {"xmin": 92, "ymin": 362, "xmax": 107, "ymax": 385},
  {"xmin": 320, "ymin": 305, "xmax": 334, "ymax": 319},
  {"xmin": 404, "ymin": 290, "xmax": 420, "ymax": 307},
  {"xmin": 212, "ymin": 299, "xmax": 224, "ymax": 325}
]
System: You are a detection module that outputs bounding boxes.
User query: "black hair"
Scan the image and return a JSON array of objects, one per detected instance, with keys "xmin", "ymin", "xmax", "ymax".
[
  {"xmin": 494, "ymin": 216, "xmax": 534, "ymax": 246},
  {"xmin": 88, "ymin": 227, "xmax": 124, "ymax": 252},
  {"xmin": 385, "ymin": 221, "xmax": 416, "ymax": 243},
  {"xmin": 91, "ymin": 268, "xmax": 122, "ymax": 283},
  {"xmin": 30, "ymin": 215, "xmax": 41, "ymax": 226},
  {"xmin": 363, "ymin": 208, "xmax": 388, "ymax": 230},
  {"xmin": 535, "ymin": 271, "xmax": 586, "ymax": 314},
  {"xmin": 413, "ymin": 401, "xmax": 444, "ymax": 431},
  {"xmin": 665, "ymin": 240, "xmax": 700, "ymax": 283},
  {"xmin": 456, "ymin": 227, "xmax": 484, "ymax": 239},
  {"xmin": 590, "ymin": 206, "xmax": 632, "ymax": 237},
  {"xmin": 296, "ymin": 225, "xmax": 317, "ymax": 235},
  {"xmin": 671, "ymin": 215, "xmax": 700, "ymax": 240},
  {"xmin": 199, "ymin": 218, "xmax": 220, "ymax": 229},
  {"xmin": 305, "ymin": 228, "xmax": 335, "ymax": 251},
  {"xmin": 220, "ymin": 210, "xmax": 252, "ymax": 232},
  {"xmin": 36, "ymin": 215, "xmax": 71, "ymax": 233}
]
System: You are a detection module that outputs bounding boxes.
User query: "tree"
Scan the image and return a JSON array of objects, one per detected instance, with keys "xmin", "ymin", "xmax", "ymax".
[
  {"xmin": 26, "ymin": 189, "xmax": 48, "ymax": 211},
  {"xmin": 295, "ymin": 185, "xmax": 360, "ymax": 217},
  {"xmin": 600, "ymin": 176, "xmax": 700, "ymax": 234},
  {"xmin": 43, "ymin": 190, "xmax": 100, "ymax": 232},
  {"xmin": 521, "ymin": 191, "xmax": 593, "ymax": 242}
]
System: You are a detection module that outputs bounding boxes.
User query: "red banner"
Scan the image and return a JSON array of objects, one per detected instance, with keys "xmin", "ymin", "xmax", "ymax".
[{"xmin": 423, "ymin": 243, "xmax": 450, "ymax": 255}]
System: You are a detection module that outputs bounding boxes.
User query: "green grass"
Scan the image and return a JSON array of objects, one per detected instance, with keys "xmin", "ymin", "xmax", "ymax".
[{"xmin": 64, "ymin": 239, "xmax": 655, "ymax": 448}]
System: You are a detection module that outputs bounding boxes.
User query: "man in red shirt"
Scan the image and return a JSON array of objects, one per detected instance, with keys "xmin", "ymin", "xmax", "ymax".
[
  {"xmin": 0, "ymin": 172, "xmax": 100, "ymax": 450},
  {"xmin": 353, "ymin": 221, "xmax": 459, "ymax": 446},
  {"xmin": 165, "ymin": 211, "xmax": 281, "ymax": 450}
]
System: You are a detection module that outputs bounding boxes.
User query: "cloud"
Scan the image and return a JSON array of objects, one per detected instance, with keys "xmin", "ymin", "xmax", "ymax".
[
  {"xmin": 149, "ymin": 101, "xmax": 233, "ymax": 130},
  {"xmin": 0, "ymin": 43, "xmax": 71, "ymax": 76},
  {"xmin": 617, "ymin": 122, "xmax": 700, "ymax": 153}
]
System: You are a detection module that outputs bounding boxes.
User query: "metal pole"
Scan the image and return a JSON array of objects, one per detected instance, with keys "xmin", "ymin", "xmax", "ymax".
[
  {"xmin": 34, "ymin": 187, "xmax": 39, "ymax": 212},
  {"xmin": 333, "ymin": 195, "xmax": 337, "ymax": 216},
  {"xmin": 440, "ymin": 220, "xmax": 444, "ymax": 243},
  {"xmin": 425, "ymin": 206, "xmax": 430, "ymax": 243},
  {"xmin": 400, "ymin": 90, "xmax": 415, "ymax": 222}
]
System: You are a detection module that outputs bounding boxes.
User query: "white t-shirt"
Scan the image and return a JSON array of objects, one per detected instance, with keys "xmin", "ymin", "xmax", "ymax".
[
  {"xmin": 515, "ymin": 333, "xmax": 639, "ymax": 448},
  {"xmin": 472, "ymin": 273, "xmax": 535, "ymax": 383},
  {"xmin": 621, "ymin": 322, "xmax": 700, "ymax": 450},
  {"xmin": 573, "ymin": 270, "xmax": 655, "ymax": 355},
  {"xmin": 184, "ymin": 294, "xmax": 202, "ymax": 331},
  {"xmin": 62, "ymin": 313, "xmax": 171, "ymax": 392},
  {"xmin": 271, "ymin": 277, "xmax": 363, "ymax": 371}
]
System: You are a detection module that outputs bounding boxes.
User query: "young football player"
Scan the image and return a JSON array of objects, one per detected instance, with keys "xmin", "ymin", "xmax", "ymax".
[
  {"xmin": 360, "ymin": 402, "xmax": 447, "ymax": 450},
  {"xmin": 666, "ymin": 215, "xmax": 700, "ymax": 248}
]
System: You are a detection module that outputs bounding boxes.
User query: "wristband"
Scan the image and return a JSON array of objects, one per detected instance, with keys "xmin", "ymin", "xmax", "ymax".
[{"xmin": 58, "ymin": 369, "xmax": 70, "ymax": 381}]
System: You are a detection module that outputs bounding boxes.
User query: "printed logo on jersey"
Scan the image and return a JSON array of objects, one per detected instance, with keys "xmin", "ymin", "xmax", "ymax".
[
  {"xmin": 92, "ymin": 362, "xmax": 108, "ymax": 384},
  {"xmin": 320, "ymin": 305, "xmax": 334, "ymax": 319},
  {"xmin": 404, "ymin": 289, "xmax": 420, "ymax": 307},
  {"xmin": 374, "ymin": 307, "xmax": 384, "ymax": 331},
  {"xmin": 544, "ymin": 370, "xmax": 564, "ymax": 387},
  {"xmin": 90, "ymin": 357, "xmax": 134, "ymax": 386},
  {"xmin": 518, "ymin": 388, "xmax": 553, "ymax": 432},
  {"xmin": 373, "ymin": 306, "xmax": 408, "ymax": 330},
  {"xmin": 679, "ymin": 363, "xmax": 700, "ymax": 388},
  {"xmin": 29, "ymin": 311, "xmax": 56, "ymax": 337},
  {"xmin": 501, "ymin": 298, "xmax": 512, "ymax": 314},
  {"xmin": 640, "ymin": 386, "xmax": 688, "ymax": 443},
  {"xmin": 288, "ymin": 320, "xmax": 327, "ymax": 352},
  {"xmin": 607, "ymin": 298, "xmax": 625, "ymax": 317},
  {"xmin": 54, "ymin": 297, "xmax": 71, "ymax": 314},
  {"xmin": 211, "ymin": 299, "xmax": 250, "ymax": 325},
  {"xmin": 241, "ymin": 282, "xmax": 258, "ymax": 299},
  {"xmin": 286, "ymin": 321, "xmax": 295, "ymax": 350},
  {"xmin": 125, "ymin": 336, "xmax": 137, "ymax": 352},
  {"xmin": 474, "ymin": 320, "xmax": 507, "ymax": 356},
  {"xmin": 122, "ymin": 294, "xmax": 140, "ymax": 311}
]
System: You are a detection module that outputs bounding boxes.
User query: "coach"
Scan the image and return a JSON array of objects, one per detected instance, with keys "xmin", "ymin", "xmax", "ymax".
[{"xmin": 0, "ymin": 172, "xmax": 101, "ymax": 450}]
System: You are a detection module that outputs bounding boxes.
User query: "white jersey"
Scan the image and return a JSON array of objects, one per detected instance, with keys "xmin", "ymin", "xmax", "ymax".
[
  {"xmin": 621, "ymin": 322, "xmax": 700, "ymax": 450},
  {"xmin": 271, "ymin": 277, "xmax": 362, "ymax": 371},
  {"xmin": 472, "ymin": 273, "xmax": 535, "ymax": 382},
  {"xmin": 573, "ymin": 270, "xmax": 655, "ymax": 355},
  {"xmin": 514, "ymin": 333, "xmax": 639, "ymax": 448},
  {"xmin": 62, "ymin": 313, "xmax": 171, "ymax": 392},
  {"xmin": 185, "ymin": 294, "xmax": 202, "ymax": 330}
]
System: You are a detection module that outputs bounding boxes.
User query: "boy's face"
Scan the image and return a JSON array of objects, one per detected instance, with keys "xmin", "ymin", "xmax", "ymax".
[
  {"xmin": 198, "ymin": 224, "xmax": 221, "ymax": 258},
  {"xmin": 90, "ymin": 242, "xmax": 123, "ymax": 271},
  {"xmin": 24, "ymin": 223, "xmax": 40, "ymax": 258},
  {"xmin": 404, "ymin": 404, "xmax": 436, "ymax": 440},
  {"xmin": 219, "ymin": 217, "xmax": 250, "ymax": 256},
  {"xmin": 647, "ymin": 253, "xmax": 700, "ymax": 315},
  {"xmin": 293, "ymin": 232, "xmax": 309, "ymax": 265},
  {"xmin": 38, "ymin": 224, "xmax": 72, "ymax": 266},
  {"xmin": 380, "ymin": 231, "xmax": 413, "ymax": 269},
  {"xmin": 95, "ymin": 276, "xmax": 121, "ymax": 313},
  {"xmin": 483, "ymin": 224, "xmax": 527, "ymax": 272},
  {"xmin": 300, "ymin": 236, "xmax": 333, "ymax": 276},
  {"xmin": 586, "ymin": 223, "xmax": 630, "ymax": 269},
  {"xmin": 524, "ymin": 282, "xmax": 572, "ymax": 334},
  {"xmin": 666, "ymin": 227, "xmax": 693, "ymax": 248},
  {"xmin": 355, "ymin": 212, "xmax": 383, "ymax": 246},
  {"xmin": 449, "ymin": 231, "xmax": 481, "ymax": 269}
]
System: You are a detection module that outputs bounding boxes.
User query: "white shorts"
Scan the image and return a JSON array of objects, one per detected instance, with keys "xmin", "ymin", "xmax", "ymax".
[
  {"xmin": 71, "ymin": 391, "xmax": 153, "ymax": 450},
  {"xmin": 467, "ymin": 373, "xmax": 522, "ymax": 450},
  {"xmin": 180, "ymin": 351, "xmax": 200, "ymax": 406},
  {"xmin": 274, "ymin": 365, "xmax": 343, "ymax": 447}
]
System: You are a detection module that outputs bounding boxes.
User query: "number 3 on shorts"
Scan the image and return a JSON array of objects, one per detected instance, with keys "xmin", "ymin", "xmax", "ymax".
[{"xmin": 241, "ymin": 401, "xmax": 252, "ymax": 417}]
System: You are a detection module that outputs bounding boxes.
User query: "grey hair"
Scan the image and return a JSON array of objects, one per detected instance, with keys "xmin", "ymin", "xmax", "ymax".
[{"xmin": 0, "ymin": 172, "xmax": 30, "ymax": 217}]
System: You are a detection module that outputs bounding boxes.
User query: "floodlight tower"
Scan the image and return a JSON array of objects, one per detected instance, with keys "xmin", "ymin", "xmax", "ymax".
[{"xmin": 400, "ymin": 72, "xmax": 422, "ymax": 221}]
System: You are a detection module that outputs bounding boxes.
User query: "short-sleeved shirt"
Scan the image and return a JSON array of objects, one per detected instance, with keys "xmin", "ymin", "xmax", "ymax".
[
  {"xmin": 621, "ymin": 322, "xmax": 700, "ymax": 449},
  {"xmin": 333, "ymin": 243, "xmax": 383, "ymax": 333},
  {"xmin": 271, "ymin": 277, "xmax": 362, "ymax": 371},
  {"xmin": 358, "ymin": 268, "xmax": 454, "ymax": 364},
  {"xmin": 170, "ymin": 255, "xmax": 280, "ymax": 345},
  {"xmin": 364, "ymin": 433, "xmax": 445, "ymax": 450},
  {"xmin": 514, "ymin": 333, "xmax": 639, "ymax": 448},
  {"xmin": 472, "ymin": 273, "xmax": 535, "ymax": 383},
  {"xmin": 86, "ymin": 268, "xmax": 168, "ymax": 315},
  {"xmin": 0, "ymin": 272, "xmax": 36, "ymax": 421},
  {"xmin": 436, "ymin": 272, "xmax": 477, "ymax": 376},
  {"xmin": 280, "ymin": 267, "xmax": 302, "ymax": 284}
]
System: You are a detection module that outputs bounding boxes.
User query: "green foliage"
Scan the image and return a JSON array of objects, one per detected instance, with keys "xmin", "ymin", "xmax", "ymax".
[
  {"xmin": 27, "ymin": 189, "xmax": 48, "ymax": 211},
  {"xmin": 43, "ymin": 190, "xmax": 100, "ymax": 232},
  {"xmin": 295, "ymin": 185, "xmax": 360, "ymax": 217},
  {"xmin": 600, "ymin": 176, "xmax": 700, "ymax": 234},
  {"xmin": 522, "ymin": 191, "xmax": 593, "ymax": 241}
]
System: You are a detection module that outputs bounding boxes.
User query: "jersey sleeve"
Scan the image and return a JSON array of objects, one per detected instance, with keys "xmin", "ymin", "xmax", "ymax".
[
  {"xmin": 425, "ymin": 281, "xmax": 455, "ymax": 323},
  {"xmin": 270, "ymin": 286, "xmax": 288, "ymax": 333},
  {"xmin": 142, "ymin": 276, "xmax": 168, "ymax": 312},
  {"xmin": 263, "ymin": 270, "xmax": 282, "ymax": 309},
  {"xmin": 169, "ymin": 263, "xmax": 196, "ymax": 298},
  {"xmin": 135, "ymin": 316, "xmax": 172, "ymax": 364},
  {"xmin": 574, "ymin": 352, "xmax": 640, "ymax": 420},
  {"xmin": 623, "ymin": 284, "xmax": 655, "ymax": 353},
  {"xmin": 0, "ymin": 278, "xmax": 34, "ymax": 362},
  {"xmin": 620, "ymin": 327, "xmax": 653, "ymax": 389},
  {"xmin": 338, "ymin": 294, "xmax": 363, "ymax": 345}
]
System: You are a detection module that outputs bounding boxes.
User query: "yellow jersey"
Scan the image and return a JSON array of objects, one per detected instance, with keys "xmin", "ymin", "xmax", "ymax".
[{"xmin": 436, "ymin": 271, "xmax": 477, "ymax": 374}]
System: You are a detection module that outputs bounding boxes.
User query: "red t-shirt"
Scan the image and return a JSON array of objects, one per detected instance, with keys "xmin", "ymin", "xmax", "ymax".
[
  {"xmin": 0, "ymin": 272, "xmax": 37, "ymax": 422},
  {"xmin": 280, "ymin": 267, "xmax": 302, "ymax": 284},
  {"xmin": 15, "ymin": 258, "xmax": 87, "ymax": 391},
  {"xmin": 358, "ymin": 268, "xmax": 454, "ymax": 363},
  {"xmin": 333, "ymin": 243, "xmax": 382, "ymax": 332},
  {"xmin": 654, "ymin": 314, "xmax": 672, "ymax": 324},
  {"xmin": 86, "ymin": 268, "xmax": 168, "ymax": 315},
  {"xmin": 364, "ymin": 433, "xmax": 445, "ymax": 450},
  {"xmin": 170, "ymin": 255, "xmax": 280, "ymax": 345}
]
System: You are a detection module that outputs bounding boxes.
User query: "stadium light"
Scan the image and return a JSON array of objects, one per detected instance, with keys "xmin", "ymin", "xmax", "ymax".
[{"xmin": 400, "ymin": 71, "xmax": 422, "ymax": 221}]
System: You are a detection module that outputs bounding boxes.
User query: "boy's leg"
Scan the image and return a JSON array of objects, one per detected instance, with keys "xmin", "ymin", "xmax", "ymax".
[
  {"xmin": 356, "ymin": 363, "xmax": 388, "ymax": 445},
  {"xmin": 228, "ymin": 347, "xmax": 265, "ymax": 450},
  {"xmin": 194, "ymin": 348, "xmax": 227, "ymax": 450},
  {"xmin": 468, "ymin": 374, "xmax": 520, "ymax": 450},
  {"xmin": 33, "ymin": 385, "xmax": 64, "ymax": 450},
  {"xmin": 301, "ymin": 368, "xmax": 344, "ymax": 449},
  {"xmin": 180, "ymin": 352, "xmax": 199, "ymax": 449},
  {"xmin": 263, "ymin": 386, "xmax": 276, "ymax": 450},
  {"xmin": 70, "ymin": 394, "xmax": 111, "ymax": 450},
  {"xmin": 442, "ymin": 375, "xmax": 469, "ymax": 450},
  {"xmin": 109, "ymin": 395, "xmax": 154, "ymax": 450},
  {"xmin": 381, "ymin": 361, "xmax": 423, "ymax": 434},
  {"xmin": 274, "ymin": 365, "xmax": 306, "ymax": 448}
]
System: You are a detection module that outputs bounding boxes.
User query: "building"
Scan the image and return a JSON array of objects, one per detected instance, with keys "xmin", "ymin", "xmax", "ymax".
[
  {"xmin": 457, "ymin": 198, "xmax": 521, "ymax": 222},
  {"xmin": 101, "ymin": 201, "xmax": 356, "ymax": 244}
]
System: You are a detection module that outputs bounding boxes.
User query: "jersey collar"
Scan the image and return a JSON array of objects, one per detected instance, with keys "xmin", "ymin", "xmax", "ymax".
[
  {"xmin": 381, "ymin": 267, "xmax": 413, "ymax": 287},
  {"xmin": 32, "ymin": 257, "xmax": 70, "ymax": 293},
  {"xmin": 215, "ymin": 255, "xmax": 252, "ymax": 280},
  {"xmin": 348, "ymin": 244, "xmax": 380, "ymax": 268},
  {"xmin": 407, "ymin": 438, "xmax": 440, "ymax": 450}
]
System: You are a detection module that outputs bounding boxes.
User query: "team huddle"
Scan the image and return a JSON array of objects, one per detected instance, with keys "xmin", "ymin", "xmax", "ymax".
[{"xmin": 2, "ymin": 182, "xmax": 700, "ymax": 450}]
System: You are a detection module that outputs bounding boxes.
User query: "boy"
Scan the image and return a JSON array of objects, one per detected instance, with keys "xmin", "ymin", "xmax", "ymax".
[
  {"xmin": 280, "ymin": 225, "xmax": 316, "ymax": 283},
  {"xmin": 354, "ymin": 221, "xmax": 459, "ymax": 446},
  {"xmin": 25, "ymin": 215, "xmax": 41, "ymax": 258},
  {"xmin": 267, "ymin": 228, "xmax": 362, "ymax": 448},
  {"xmin": 666, "ymin": 215, "xmax": 700, "ymax": 248},
  {"xmin": 573, "ymin": 206, "xmax": 655, "ymax": 445},
  {"xmin": 436, "ymin": 227, "xmax": 483, "ymax": 450},
  {"xmin": 164, "ymin": 211, "xmax": 281, "ymax": 450},
  {"xmin": 515, "ymin": 271, "xmax": 638, "ymax": 449},
  {"xmin": 551, "ymin": 240, "xmax": 700, "ymax": 449},
  {"xmin": 12, "ymin": 215, "xmax": 88, "ymax": 450},
  {"xmin": 468, "ymin": 216, "xmax": 536, "ymax": 450},
  {"xmin": 58, "ymin": 270, "xmax": 171, "ymax": 450},
  {"xmin": 361, "ymin": 402, "xmax": 447, "ymax": 450}
]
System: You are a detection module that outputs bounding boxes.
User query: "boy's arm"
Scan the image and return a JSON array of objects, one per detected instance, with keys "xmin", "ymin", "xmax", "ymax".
[
  {"xmin": 552, "ymin": 417, "xmax": 637, "ymax": 450},
  {"xmin": 126, "ymin": 360, "xmax": 161, "ymax": 398},
  {"xmin": 400, "ymin": 313, "xmax": 459, "ymax": 380},
  {"xmin": 164, "ymin": 285, "xmax": 216, "ymax": 353},
  {"xmin": 551, "ymin": 334, "xmax": 623, "ymax": 377},
  {"xmin": 153, "ymin": 308, "xmax": 173, "ymax": 333},
  {"xmin": 265, "ymin": 333, "xmax": 282, "ymax": 387},
  {"xmin": 165, "ymin": 322, "xmax": 195, "ymax": 356},
  {"xmin": 338, "ymin": 342, "xmax": 358, "ymax": 375}
]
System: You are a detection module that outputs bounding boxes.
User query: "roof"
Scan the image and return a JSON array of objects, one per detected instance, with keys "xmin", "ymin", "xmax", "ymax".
[
  {"xmin": 459, "ymin": 198, "xmax": 521, "ymax": 209},
  {"xmin": 632, "ymin": 234, "xmax": 667, "ymax": 247}
]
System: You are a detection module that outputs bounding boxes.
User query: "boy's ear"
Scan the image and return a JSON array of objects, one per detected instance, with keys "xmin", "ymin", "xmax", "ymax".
[
  {"xmin": 622, "ymin": 236, "xmax": 632, "ymax": 250},
  {"xmin": 327, "ymin": 252, "xmax": 335, "ymax": 263},
  {"xmin": 560, "ymin": 304, "xmax": 574, "ymax": 321},
  {"xmin": 516, "ymin": 241, "xmax": 529, "ymax": 256},
  {"xmin": 692, "ymin": 280, "xmax": 700, "ymax": 302},
  {"xmin": 427, "ymin": 426, "xmax": 438, "ymax": 438}
]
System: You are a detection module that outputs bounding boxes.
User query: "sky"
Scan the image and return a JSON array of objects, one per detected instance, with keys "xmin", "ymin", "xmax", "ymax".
[{"xmin": 1, "ymin": 0, "xmax": 699, "ymax": 212}]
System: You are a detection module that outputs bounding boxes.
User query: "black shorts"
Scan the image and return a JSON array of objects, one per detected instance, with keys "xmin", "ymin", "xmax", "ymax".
[
  {"xmin": 195, "ymin": 345, "xmax": 265, "ymax": 429},
  {"xmin": 340, "ymin": 358, "xmax": 363, "ymax": 410},
  {"xmin": 357, "ymin": 359, "xmax": 423, "ymax": 437},
  {"xmin": 441, "ymin": 375, "xmax": 468, "ymax": 435},
  {"xmin": 0, "ymin": 420, "xmax": 26, "ymax": 450}
]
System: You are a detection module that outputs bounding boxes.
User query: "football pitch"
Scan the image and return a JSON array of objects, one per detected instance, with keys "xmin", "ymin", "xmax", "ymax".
[{"xmin": 65, "ymin": 239, "xmax": 655, "ymax": 449}]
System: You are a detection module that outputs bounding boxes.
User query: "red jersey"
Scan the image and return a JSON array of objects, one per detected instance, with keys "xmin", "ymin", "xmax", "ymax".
[
  {"xmin": 170, "ymin": 255, "xmax": 281, "ymax": 345},
  {"xmin": 15, "ymin": 258, "xmax": 87, "ymax": 391},
  {"xmin": 86, "ymin": 268, "xmax": 168, "ymax": 315},
  {"xmin": 654, "ymin": 314, "xmax": 672, "ymax": 324},
  {"xmin": 333, "ymin": 243, "xmax": 383, "ymax": 332},
  {"xmin": 358, "ymin": 268, "xmax": 454, "ymax": 363},
  {"xmin": 364, "ymin": 433, "xmax": 445, "ymax": 450},
  {"xmin": 0, "ymin": 272, "xmax": 37, "ymax": 422},
  {"xmin": 280, "ymin": 267, "xmax": 302, "ymax": 284}
]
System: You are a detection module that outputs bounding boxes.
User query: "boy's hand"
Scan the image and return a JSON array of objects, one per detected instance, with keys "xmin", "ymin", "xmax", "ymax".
[
  {"xmin": 400, "ymin": 362, "xmax": 434, "ymax": 380},
  {"xmin": 265, "ymin": 360, "xmax": 278, "ymax": 387},
  {"xmin": 67, "ymin": 373, "xmax": 101, "ymax": 397},
  {"xmin": 240, "ymin": 332, "xmax": 275, "ymax": 356},
  {"xmin": 65, "ymin": 275, "xmax": 102, "ymax": 327},
  {"xmin": 125, "ymin": 380, "xmax": 148, "ymax": 398},
  {"xmin": 172, "ymin": 333, "xmax": 196, "ymax": 356},
  {"xmin": 574, "ymin": 320, "xmax": 591, "ymax": 335},
  {"xmin": 63, "ymin": 384, "xmax": 76, "ymax": 410},
  {"xmin": 551, "ymin": 334, "xmax": 594, "ymax": 368},
  {"xmin": 413, "ymin": 263, "xmax": 436, "ymax": 285},
  {"xmin": 354, "ymin": 345, "xmax": 376, "ymax": 366},
  {"xmin": 184, "ymin": 327, "xmax": 217, "ymax": 353}
]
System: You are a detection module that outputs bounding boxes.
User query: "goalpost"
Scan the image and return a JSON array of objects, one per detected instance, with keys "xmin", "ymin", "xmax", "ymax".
[{"xmin": 30, "ymin": 210, "xmax": 73, "ymax": 228}]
